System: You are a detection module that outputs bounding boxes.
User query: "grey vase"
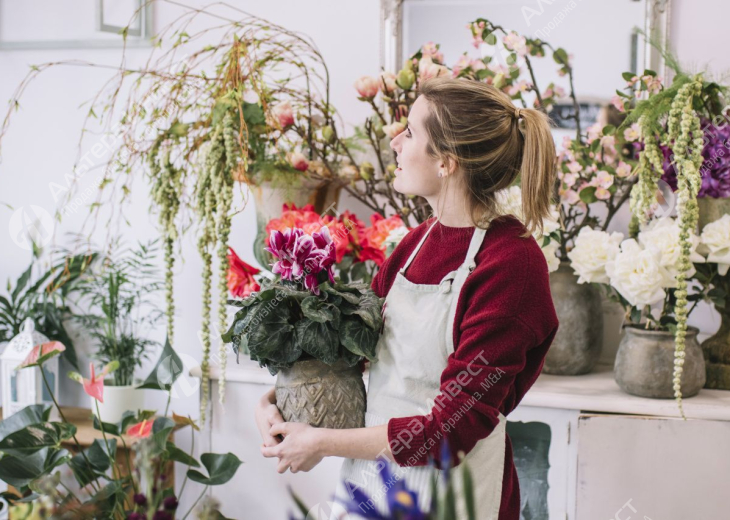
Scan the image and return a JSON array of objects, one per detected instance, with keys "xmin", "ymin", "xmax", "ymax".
[
  {"xmin": 614, "ymin": 325, "xmax": 706, "ymax": 398},
  {"xmin": 275, "ymin": 358, "xmax": 366, "ymax": 429},
  {"xmin": 543, "ymin": 262, "xmax": 603, "ymax": 375}
]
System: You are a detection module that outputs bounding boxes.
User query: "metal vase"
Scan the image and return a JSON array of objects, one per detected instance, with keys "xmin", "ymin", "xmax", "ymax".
[
  {"xmin": 703, "ymin": 310, "xmax": 730, "ymax": 390},
  {"xmin": 543, "ymin": 262, "xmax": 603, "ymax": 375},
  {"xmin": 614, "ymin": 325, "xmax": 706, "ymax": 398},
  {"xmin": 275, "ymin": 358, "xmax": 366, "ymax": 429}
]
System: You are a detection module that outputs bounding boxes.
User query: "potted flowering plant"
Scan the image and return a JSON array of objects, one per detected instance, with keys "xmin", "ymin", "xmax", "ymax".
[
  {"xmin": 568, "ymin": 218, "xmax": 707, "ymax": 401},
  {"xmin": 694, "ymin": 214, "xmax": 730, "ymax": 390},
  {"xmin": 222, "ymin": 225, "xmax": 384, "ymax": 429}
]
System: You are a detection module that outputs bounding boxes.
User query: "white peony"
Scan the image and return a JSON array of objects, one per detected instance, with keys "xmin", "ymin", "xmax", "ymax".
[
  {"xmin": 605, "ymin": 239, "xmax": 675, "ymax": 308},
  {"xmin": 567, "ymin": 227, "xmax": 623, "ymax": 284},
  {"xmin": 495, "ymin": 185, "xmax": 560, "ymax": 272},
  {"xmin": 699, "ymin": 214, "xmax": 730, "ymax": 276},
  {"xmin": 383, "ymin": 225, "xmax": 409, "ymax": 255},
  {"xmin": 638, "ymin": 217, "xmax": 704, "ymax": 285}
]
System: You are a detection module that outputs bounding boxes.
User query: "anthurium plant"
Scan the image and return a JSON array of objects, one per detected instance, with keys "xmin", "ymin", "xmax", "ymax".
[
  {"xmin": 222, "ymin": 226, "xmax": 384, "ymax": 375},
  {"xmin": 0, "ymin": 338, "xmax": 242, "ymax": 519}
]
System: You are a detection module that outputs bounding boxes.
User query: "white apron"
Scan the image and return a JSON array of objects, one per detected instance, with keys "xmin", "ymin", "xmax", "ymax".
[{"xmin": 336, "ymin": 218, "xmax": 507, "ymax": 519}]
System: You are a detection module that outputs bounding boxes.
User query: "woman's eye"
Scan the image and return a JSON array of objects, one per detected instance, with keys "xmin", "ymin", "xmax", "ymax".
[{"xmin": 406, "ymin": 128, "xmax": 412, "ymax": 138}]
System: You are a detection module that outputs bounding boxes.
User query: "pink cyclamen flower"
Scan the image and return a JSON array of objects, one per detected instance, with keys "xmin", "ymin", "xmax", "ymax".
[
  {"xmin": 354, "ymin": 76, "xmax": 379, "ymax": 99},
  {"xmin": 289, "ymin": 152, "xmax": 309, "ymax": 172},
  {"xmin": 19, "ymin": 341, "xmax": 65, "ymax": 368},
  {"xmin": 272, "ymin": 101, "xmax": 295, "ymax": 128},
  {"xmin": 264, "ymin": 227, "xmax": 336, "ymax": 295}
]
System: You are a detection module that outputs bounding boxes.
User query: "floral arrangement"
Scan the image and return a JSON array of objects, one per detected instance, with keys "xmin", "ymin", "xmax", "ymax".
[
  {"xmin": 222, "ymin": 225, "xmax": 384, "ymax": 375},
  {"xmin": 347, "ymin": 17, "xmax": 577, "ymax": 228},
  {"xmin": 262, "ymin": 203, "xmax": 407, "ymax": 285},
  {"xmin": 568, "ymin": 218, "xmax": 705, "ymax": 330},
  {"xmin": 227, "ymin": 247, "xmax": 261, "ymax": 299},
  {"xmin": 616, "ymin": 52, "xmax": 729, "ymax": 414},
  {"xmin": 0, "ymin": 339, "xmax": 241, "ymax": 519}
]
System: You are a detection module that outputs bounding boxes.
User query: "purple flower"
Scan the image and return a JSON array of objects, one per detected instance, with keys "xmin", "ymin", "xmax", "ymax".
[
  {"xmin": 660, "ymin": 117, "xmax": 730, "ymax": 198},
  {"xmin": 163, "ymin": 496, "xmax": 179, "ymax": 511},
  {"xmin": 133, "ymin": 494, "xmax": 147, "ymax": 506},
  {"xmin": 265, "ymin": 226, "xmax": 336, "ymax": 295}
]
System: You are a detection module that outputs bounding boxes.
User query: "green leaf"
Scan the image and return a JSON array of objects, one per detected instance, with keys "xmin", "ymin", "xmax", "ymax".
[
  {"xmin": 137, "ymin": 335, "xmax": 183, "ymax": 391},
  {"xmin": 339, "ymin": 317, "xmax": 379, "ymax": 360},
  {"xmin": 0, "ymin": 404, "xmax": 48, "ymax": 442},
  {"xmin": 187, "ymin": 452, "xmax": 243, "ymax": 486},
  {"xmin": 294, "ymin": 320, "xmax": 339, "ymax": 365},
  {"xmin": 300, "ymin": 296, "xmax": 336, "ymax": 323},
  {"xmin": 68, "ymin": 439, "xmax": 117, "ymax": 487},
  {"xmin": 579, "ymin": 186, "xmax": 598, "ymax": 204},
  {"xmin": 0, "ymin": 450, "xmax": 47, "ymax": 488},
  {"xmin": 462, "ymin": 462, "xmax": 476, "ymax": 520},
  {"xmin": 602, "ymin": 125, "xmax": 616, "ymax": 136},
  {"xmin": 166, "ymin": 442, "xmax": 200, "ymax": 467},
  {"xmin": 622, "ymin": 71, "xmax": 635, "ymax": 82},
  {"xmin": 552, "ymin": 48, "xmax": 569, "ymax": 66},
  {"xmin": 0, "ymin": 422, "xmax": 76, "ymax": 457},
  {"xmin": 92, "ymin": 415, "xmax": 120, "ymax": 436}
]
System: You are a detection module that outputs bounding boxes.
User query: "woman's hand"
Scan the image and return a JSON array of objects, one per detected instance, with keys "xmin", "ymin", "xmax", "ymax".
[
  {"xmin": 260, "ymin": 422, "xmax": 326, "ymax": 474},
  {"xmin": 254, "ymin": 387, "xmax": 284, "ymax": 448}
]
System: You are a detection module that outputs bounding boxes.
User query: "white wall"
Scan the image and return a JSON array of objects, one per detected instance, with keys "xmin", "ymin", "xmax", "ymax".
[{"xmin": 0, "ymin": 0, "xmax": 727, "ymax": 516}]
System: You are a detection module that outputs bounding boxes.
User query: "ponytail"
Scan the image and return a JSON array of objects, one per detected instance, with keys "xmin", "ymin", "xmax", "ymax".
[{"xmin": 516, "ymin": 108, "xmax": 556, "ymax": 239}]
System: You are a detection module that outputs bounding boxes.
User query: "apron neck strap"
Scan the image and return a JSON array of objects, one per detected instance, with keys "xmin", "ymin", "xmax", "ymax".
[{"xmin": 400, "ymin": 218, "xmax": 439, "ymax": 274}]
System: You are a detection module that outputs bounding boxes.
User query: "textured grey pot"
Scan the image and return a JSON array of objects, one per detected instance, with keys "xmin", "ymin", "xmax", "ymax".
[
  {"xmin": 614, "ymin": 325, "xmax": 706, "ymax": 399},
  {"xmin": 275, "ymin": 358, "xmax": 366, "ymax": 429},
  {"xmin": 543, "ymin": 262, "xmax": 603, "ymax": 375}
]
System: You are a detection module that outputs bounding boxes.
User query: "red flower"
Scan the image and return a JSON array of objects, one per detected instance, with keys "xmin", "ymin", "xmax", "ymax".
[
  {"xmin": 127, "ymin": 419, "xmax": 153, "ymax": 438},
  {"xmin": 227, "ymin": 247, "xmax": 261, "ymax": 298},
  {"xmin": 69, "ymin": 361, "xmax": 119, "ymax": 403}
]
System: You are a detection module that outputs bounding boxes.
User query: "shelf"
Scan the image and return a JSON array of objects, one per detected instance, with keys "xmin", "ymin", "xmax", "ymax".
[{"xmin": 191, "ymin": 361, "xmax": 730, "ymax": 422}]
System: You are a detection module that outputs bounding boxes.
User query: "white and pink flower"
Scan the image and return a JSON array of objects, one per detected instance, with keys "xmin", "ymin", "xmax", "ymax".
[{"xmin": 354, "ymin": 76, "xmax": 380, "ymax": 99}]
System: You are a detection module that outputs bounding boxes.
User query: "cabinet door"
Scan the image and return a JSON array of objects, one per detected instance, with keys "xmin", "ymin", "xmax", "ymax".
[
  {"xmin": 576, "ymin": 414, "xmax": 730, "ymax": 519},
  {"xmin": 508, "ymin": 406, "xmax": 579, "ymax": 520}
]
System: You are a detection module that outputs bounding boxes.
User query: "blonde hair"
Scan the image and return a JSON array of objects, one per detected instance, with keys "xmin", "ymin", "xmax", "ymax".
[{"xmin": 418, "ymin": 76, "xmax": 557, "ymax": 238}]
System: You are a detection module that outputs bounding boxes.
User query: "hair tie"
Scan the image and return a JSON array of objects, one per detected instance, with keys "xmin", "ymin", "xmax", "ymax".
[{"xmin": 514, "ymin": 107, "xmax": 523, "ymax": 120}]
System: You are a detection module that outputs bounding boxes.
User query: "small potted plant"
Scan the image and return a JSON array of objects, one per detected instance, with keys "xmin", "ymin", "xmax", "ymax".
[
  {"xmin": 223, "ymin": 225, "xmax": 384, "ymax": 429},
  {"xmin": 73, "ymin": 239, "xmax": 163, "ymax": 423},
  {"xmin": 567, "ymin": 218, "xmax": 707, "ymax": 403}
]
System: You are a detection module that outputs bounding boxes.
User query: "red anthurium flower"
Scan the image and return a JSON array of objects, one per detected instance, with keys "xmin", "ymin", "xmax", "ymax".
[
  {"xmin": 19, "ymin": 341, "xmax": 65, "ymax": 369},
  {"xmin": 227, "ymin": 247, "xmax": 261, "ymax": 298},
  {"xmin": 69, "ymin": 361, "xmax": 119, "ymax": 403},
  {"xmin": 127, "ymin": 419, "xmax": 153, "ymax": 438}
]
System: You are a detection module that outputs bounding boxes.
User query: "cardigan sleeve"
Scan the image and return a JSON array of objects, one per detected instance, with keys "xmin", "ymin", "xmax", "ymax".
[{"xmin": 386, "ymin": 235, "xmax": 558, "ymax": 469}]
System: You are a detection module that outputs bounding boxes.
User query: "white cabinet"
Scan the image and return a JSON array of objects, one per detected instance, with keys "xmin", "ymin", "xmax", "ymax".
[{"xmin": 193, "ymin": 362, "xmax": 730, "ymax": 520}]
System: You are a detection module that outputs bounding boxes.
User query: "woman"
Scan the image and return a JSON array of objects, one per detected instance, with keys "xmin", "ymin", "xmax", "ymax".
[{"xmin": 256, "ymin": 76, "xmax": 559, "ymax": 519}]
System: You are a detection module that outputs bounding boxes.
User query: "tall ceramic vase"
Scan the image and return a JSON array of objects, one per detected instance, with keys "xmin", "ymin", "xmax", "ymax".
[
  {"xmin": 248, "ymin": 177, "xmax": 343, "ymax": 268},
  {"xmin": 698, "ymin": 197, "xmax": 730, "ymax": 390},
  {"xmin": 543, "ymin": 262, "xmax": 603, "ymax": 375}
]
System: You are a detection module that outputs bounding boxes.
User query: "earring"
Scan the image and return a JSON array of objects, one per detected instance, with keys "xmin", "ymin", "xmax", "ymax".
[{"xmin": 437, "ymin": 171, "xmax": 444, "ymax": 178}]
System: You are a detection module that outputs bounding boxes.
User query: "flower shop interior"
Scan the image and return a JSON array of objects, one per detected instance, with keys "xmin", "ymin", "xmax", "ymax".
[{"xmin": 1, "ymin": 0, "xmax": 729, "ymax": 519}]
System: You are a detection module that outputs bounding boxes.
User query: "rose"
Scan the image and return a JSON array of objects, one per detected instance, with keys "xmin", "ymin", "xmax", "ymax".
[
  {"xmin": 383, "ymin": 122, "xmax": 406, "ymax": 139},
  {"xmin": 605, "ymin": 239, "xmax": 674, "ymax": 307},
  {"xmin": 289, "ymin": 151, "xmax": 309, "ymax": 172},
  {"xmin": 354, "ymin": 76, "xmax": 379, "ymax": 99},
  {"xmin": 698, "ymin": 213, "xmax": 730, "ymax": 276},
  {"xmin": 272, "ymin": 101, "xmax": 295, "ymax": 128},
  {"xmin": 567, "ymin": 227, "xmax": 623, "ymax": 284},
  {"xmin": 638, "ymin": 218, "xmax": 704, "ymax": 284}
]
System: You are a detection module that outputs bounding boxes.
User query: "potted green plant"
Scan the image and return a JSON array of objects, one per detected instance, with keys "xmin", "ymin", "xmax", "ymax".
[
  {"xmin": 222, "ymin": 226, "xmax": 383, "ymax": 429},
  {"xmin": 73, "ymin": 239, "xmax": 163, "ymax": 423}
]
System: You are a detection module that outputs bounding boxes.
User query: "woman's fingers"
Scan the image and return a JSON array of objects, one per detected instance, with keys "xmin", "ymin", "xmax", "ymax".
[
  {"xmin": 276, "ymin": 458, "xmax": 290, "ymax": 474},
  {"xmin": 266, "ymin": 404, "xmax": 284, "ymax": 425}
]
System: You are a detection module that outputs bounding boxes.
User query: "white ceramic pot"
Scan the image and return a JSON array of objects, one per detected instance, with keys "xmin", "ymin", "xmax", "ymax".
[{"xmin": 92, "ymin": 380, "xmax": 144, "ymax": 423}]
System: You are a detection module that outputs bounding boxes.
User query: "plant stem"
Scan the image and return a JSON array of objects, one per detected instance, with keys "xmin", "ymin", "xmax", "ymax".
[
  {"xmin": 182, "ymin": 485, "xmax": 209, "ymax": 520},
  {"xmin": 177, "ymin": 428, "xmax": 194, "ymax": 499},
  {"xmin": 95, "ymin": 400, "xmax": 130, "ymax": 513},
  {"xmin": 118, "ymin": 434, "xmax": 139, "ymax": 496},
  {"xmin": 39, "ymin": 366, "xmax": 101, "ymax": 493}
]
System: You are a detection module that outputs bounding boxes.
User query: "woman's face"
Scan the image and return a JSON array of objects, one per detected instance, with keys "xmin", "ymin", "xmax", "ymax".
[{"xmin": 390, "ymin": 96, "xmax": 445, "ymax": 198}]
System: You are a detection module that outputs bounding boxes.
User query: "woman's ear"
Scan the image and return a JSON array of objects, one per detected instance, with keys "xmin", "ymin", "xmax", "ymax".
[{"xmin": 440, "ymin": 155, "xmax": 459, "ymax": 178}]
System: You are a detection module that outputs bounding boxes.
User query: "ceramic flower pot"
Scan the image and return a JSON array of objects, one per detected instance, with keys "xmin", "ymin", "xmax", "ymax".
[
  {"xmin": 543, "ymin": 262, "xmax": 603, "ymax": 375},
  {"xmin": 249, "ymin": 178, "xmax": 342, "ymax": 268},
  {"xmin": 93, "ymin": 380, "xmax": 144, "ymax": 423},
  {"xmin": 702, "ymin": 310, "xmax": 730, "ymax": 390},
  {"xmin": 697, "ymin": 197, "xmax": 730, "ymax": 232},
  {"xmin": 614, "ymin": 325, "xmax": 706, "ymax": 398},
  {"xmin": 275, "ymin": 358, "xmax": 366, "ymax": 429}
]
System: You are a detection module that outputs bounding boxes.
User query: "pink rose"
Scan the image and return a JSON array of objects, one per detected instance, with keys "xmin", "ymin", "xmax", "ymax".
[
  {"xmin": 272, "ymin": 101, "xmax": 295, "ymax": 128},
  {"xmin": 354, "ymin": 76, "xmax": 379, "ymax": 99},
  {"xmin": 290, "ymin": 151, "xmax": 309, "ymax": 172}
]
